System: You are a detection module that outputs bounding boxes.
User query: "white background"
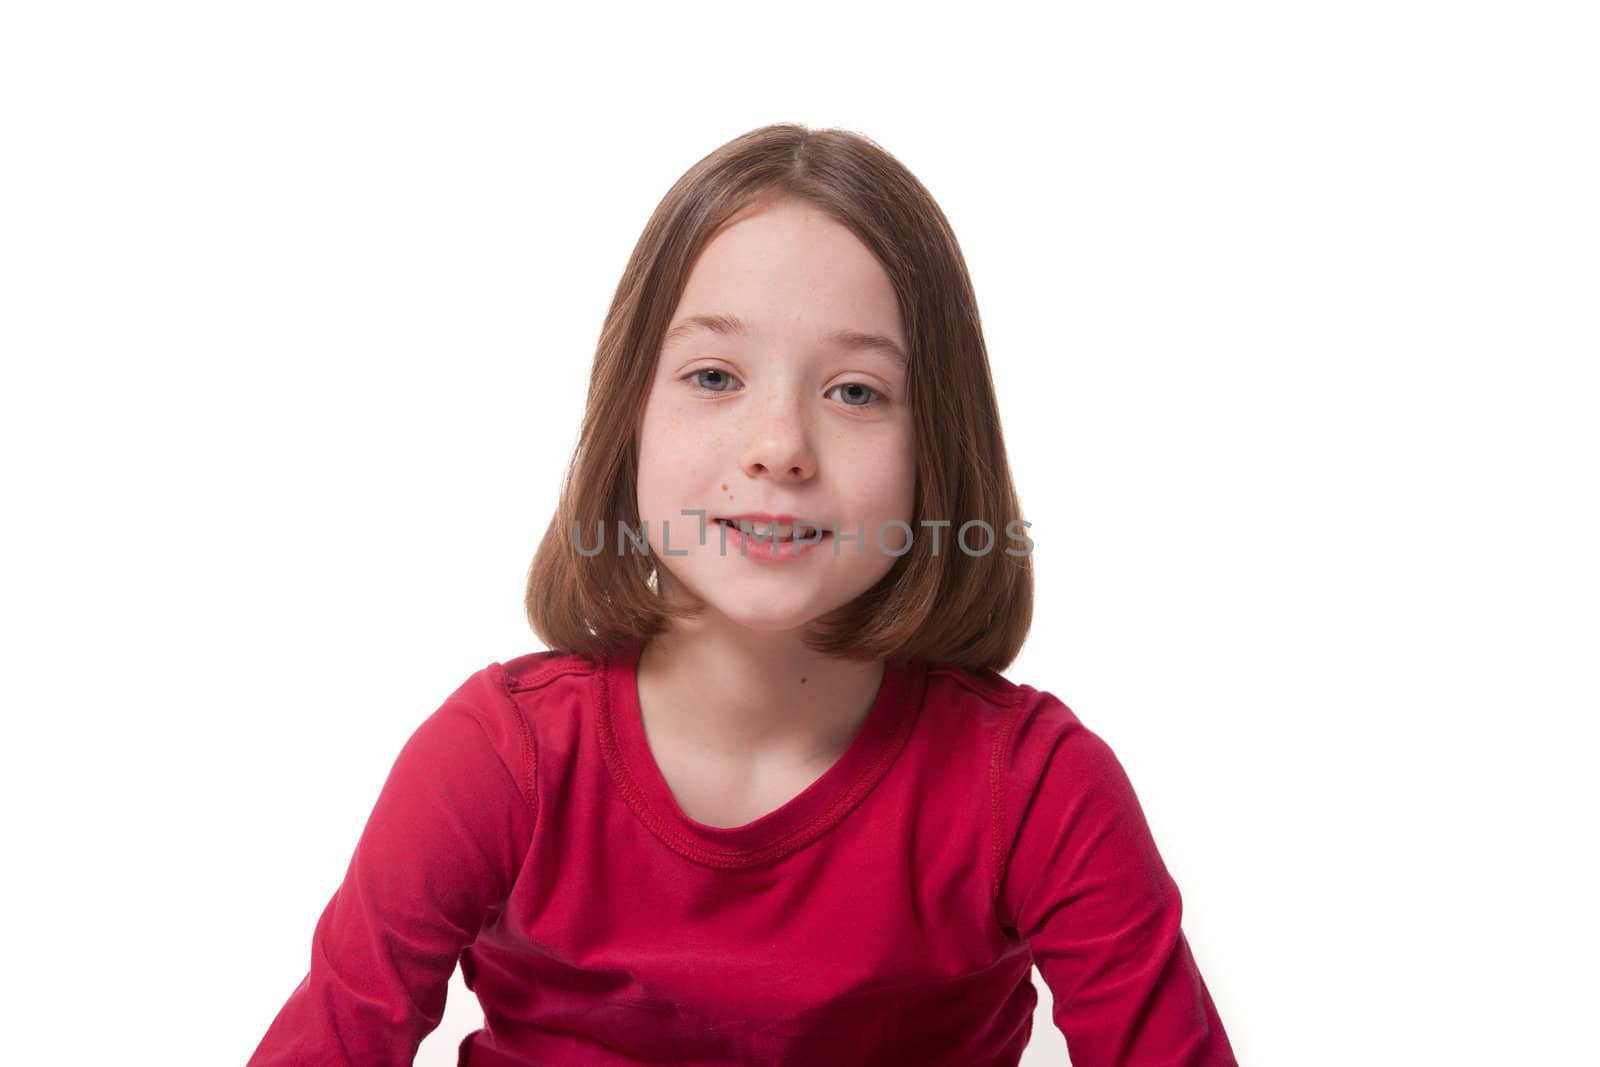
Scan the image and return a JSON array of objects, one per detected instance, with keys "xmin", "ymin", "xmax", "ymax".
[{"xmin": 3, "ymin": 2, "xmax": 1595, "ymax": 1064}]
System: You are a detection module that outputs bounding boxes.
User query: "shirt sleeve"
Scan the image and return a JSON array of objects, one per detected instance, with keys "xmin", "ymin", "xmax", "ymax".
[
  {"xmin": 247, "ymin": 666, "xmax": 538, "ymax": 1066},
  {"xmin": 995, "ymin": 693, "xmax": 1237, "ymax": 1066}
]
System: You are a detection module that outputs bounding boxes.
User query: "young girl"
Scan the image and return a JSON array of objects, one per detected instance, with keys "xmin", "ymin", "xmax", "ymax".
[{"xmin": 248, "ymin": 125, "xmax": 1237, "ymax": 1066}]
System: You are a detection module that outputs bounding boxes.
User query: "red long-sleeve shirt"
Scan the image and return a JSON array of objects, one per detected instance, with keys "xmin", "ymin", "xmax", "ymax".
[{"xmin": 248, "ymin": 644, "xmax": 1235, "ymax": 1065}]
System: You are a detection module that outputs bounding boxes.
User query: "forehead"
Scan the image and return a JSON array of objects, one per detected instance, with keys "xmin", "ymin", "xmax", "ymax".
[
  {"xmin": 667, "ymin": 200, "xmax": 907, "ymax": 362},
  {"xmin": 662, "ymin": 311, "xmax": 906, "ymax": 368}
]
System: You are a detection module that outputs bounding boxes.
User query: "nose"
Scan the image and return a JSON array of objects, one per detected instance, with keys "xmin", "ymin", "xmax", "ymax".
[{"xmin": 740, "ymin": 389, "xmax": 817, "ymax": 483}]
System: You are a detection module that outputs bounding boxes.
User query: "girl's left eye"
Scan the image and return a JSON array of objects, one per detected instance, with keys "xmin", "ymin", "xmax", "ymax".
[{"xmin": 825, "ymin": 382, "xmax": 883, "ymax": 408}]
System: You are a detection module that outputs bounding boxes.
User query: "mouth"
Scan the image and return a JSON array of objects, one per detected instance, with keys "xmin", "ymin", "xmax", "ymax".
[{"xmin": 714, "ymin": 517, "xmax": 832, "ymax": 542}]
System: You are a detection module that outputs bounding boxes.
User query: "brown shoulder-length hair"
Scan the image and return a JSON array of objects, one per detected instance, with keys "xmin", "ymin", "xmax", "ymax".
[{"xmin": 524, "ymin": 123, "xmax": 1032, "ymax": 673}]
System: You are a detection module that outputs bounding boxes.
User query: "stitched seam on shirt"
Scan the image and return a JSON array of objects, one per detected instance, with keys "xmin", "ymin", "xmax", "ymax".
[
  {"xmin": 989, "ymin": 684, "xmax": 1029, "ymax": 918},
  {"xmin": 753, "ymin": 665, "xmax": 928, "ymax": 862},
  {"xmin": 928, "ymin": 662, "xmax": 1015, "ymax": 707},
  {"xmin": 488, "ymin": 661, "xmax": 539, "ymax": 822},
  {"xmin": 597, "ymin": 656, "xmax": 768, "ymax": 868},
  {"xmin": 922, "ymin": 662, "xmax": 1028, "ymax": 918},
  {"xmin": 504, "ymin": 656, "xmax": 596, "ymax": 695}
]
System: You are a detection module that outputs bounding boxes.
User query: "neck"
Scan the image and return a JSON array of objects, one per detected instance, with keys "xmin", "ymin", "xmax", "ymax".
[{"xmin": 635, "ymin": 618, "xmax": 886, "ymax": 768}]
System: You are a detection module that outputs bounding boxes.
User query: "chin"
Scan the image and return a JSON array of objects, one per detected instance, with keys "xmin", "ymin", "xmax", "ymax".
[{"xmin": 707, "ymin": 600, "xmax": 825, "ymax": 634}]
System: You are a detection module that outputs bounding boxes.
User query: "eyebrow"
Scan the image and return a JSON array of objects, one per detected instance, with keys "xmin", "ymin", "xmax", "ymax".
[{"xmin": 661, "ymin": 312, "xmax": 907, "ymax": 367}]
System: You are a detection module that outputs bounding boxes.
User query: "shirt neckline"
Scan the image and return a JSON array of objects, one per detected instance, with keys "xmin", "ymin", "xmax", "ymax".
[{"xmin": 596, "ymin": 641, "xmax": 928, "ymax": 868}]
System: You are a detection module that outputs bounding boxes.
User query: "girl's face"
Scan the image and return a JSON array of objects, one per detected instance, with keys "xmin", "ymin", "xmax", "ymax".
[{"xmin": 635, "ymin": 197, "xmax": 916, "ymax": 634}]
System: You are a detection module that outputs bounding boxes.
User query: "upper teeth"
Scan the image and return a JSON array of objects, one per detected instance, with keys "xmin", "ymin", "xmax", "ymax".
[{"xmin": 727, "ymin": 519, "xmax": 798, "ymax": 538}]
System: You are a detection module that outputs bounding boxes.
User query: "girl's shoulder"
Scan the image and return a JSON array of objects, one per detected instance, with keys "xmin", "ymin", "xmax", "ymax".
[
  {"xmin": 494, "ymin": 647, "xmax": 602, "ymax": 696},
  {"xmin": 915, "ymin": 658, "xmax": 1102, "ymax": 811},
  {"xmin": 476, "ymin": 648, "xmax": 608, "ymax": 751},
  {"xmin": 920, "ymin": 659, "xmax": 1113, "ymax": 824},
  {"xmin": 920, "ymin": 657, "xmax": 1088, "ymax": 745},
  {"xmin": 921, "ymin": 658, "xmax": 1020, "ymax": 711},
  {"xmin": 422, "ymin": 649, "xmax": 598, "ymax": 739}
]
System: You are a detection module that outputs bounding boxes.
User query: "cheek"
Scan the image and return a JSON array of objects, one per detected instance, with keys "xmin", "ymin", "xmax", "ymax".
[
  {"xmin": 877, "ymin": 433, "xmax": 918, "ymax": 516},
  {"xmin": 635, "ymin": 412, "xmax": 675, "ymax": 519},
  {"xmin": 849, "ymin": 441, "xmax": 917, "ymax": 532},
  {"xmin": 635, "ymin": 403, "xmax": 724, "ymax": 523},
  {"xmin": 636, "ymin": 392, "xmax": 686, "ymax": 476}
]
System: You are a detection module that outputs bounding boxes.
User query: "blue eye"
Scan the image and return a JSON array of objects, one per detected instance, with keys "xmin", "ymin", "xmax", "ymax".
[
  {"xmin": 685, "ymin": 368, "xmax": 741, "ymax": 393},
  {"xmin": 827, "ymin": 382, "xmax": 883, "ymax": 408}
]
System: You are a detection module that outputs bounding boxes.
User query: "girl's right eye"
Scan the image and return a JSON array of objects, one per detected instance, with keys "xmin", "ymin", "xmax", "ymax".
[{"xmin": 683, "ymin": 368, "xmax": 742, "ymax": 394}]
